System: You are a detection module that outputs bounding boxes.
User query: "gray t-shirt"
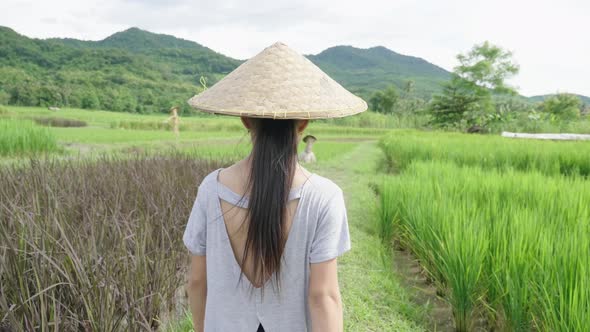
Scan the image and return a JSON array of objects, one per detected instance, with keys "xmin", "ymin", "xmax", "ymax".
[{"xmin": 183, "ymin": 167, "xmax": 351, "ymax": 332}]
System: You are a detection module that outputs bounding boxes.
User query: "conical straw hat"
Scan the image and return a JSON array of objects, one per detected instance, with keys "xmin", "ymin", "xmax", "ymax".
[{"xmin": 187, "ymin": 42, "xmax": 367, "ymax": 119}]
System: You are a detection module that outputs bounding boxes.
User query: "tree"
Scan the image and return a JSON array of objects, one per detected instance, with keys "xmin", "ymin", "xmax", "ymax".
[
  {"xmin": 539, "ymin": 94, "xmax": 581, "ymax": 121},
  {"xmin": 81, "ymin": 89, "xmax": 100, "ymax": 109},
  {"xmin": 397, "ymin": 80, "xmax": 426, "ymax": 115},
  {"xmin": 0, "ymin": 90, "xmax": 10, "ymax": 105},
  {"xmin": 455, "ymin": 41, "xmax": 520, "ymax": 95},
  {"xmin": 429, "ymin": 41, "xmax": 519, "ymax": 129},
  {"xmin": 428, "ymin": 75, "xmax": 484, "ymax": 128},
  {"xmin": 403, "ymin": 80, "xmax": 415, "ymax": 96},
  {"xmin": 369, "ymin": 85, "xmax": 399, "ymax": 114}
]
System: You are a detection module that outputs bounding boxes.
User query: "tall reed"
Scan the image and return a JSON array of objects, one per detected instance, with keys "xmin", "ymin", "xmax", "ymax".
[{"xmin": 0, "ymin": 153, "xmax": 224, "ymax": 331}]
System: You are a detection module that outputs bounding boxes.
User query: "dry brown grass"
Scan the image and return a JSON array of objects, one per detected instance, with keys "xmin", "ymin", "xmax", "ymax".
[{"xmin": 0, "ymin": 153, "xmax": 225, "ymax": 331}]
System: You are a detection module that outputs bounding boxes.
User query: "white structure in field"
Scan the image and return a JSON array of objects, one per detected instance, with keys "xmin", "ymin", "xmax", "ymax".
[{"xmin": 501, "ymin": 132, "xmax": 590, "ymax": 141}]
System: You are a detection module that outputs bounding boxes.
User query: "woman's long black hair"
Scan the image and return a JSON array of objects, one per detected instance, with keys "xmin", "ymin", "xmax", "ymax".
[{"xmin": 241, "ymin": 118, "xmax": 299, "ymax": 290}]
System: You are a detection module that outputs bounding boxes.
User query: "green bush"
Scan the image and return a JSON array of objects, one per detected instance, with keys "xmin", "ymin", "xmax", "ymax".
[{"xmin": 539, "ymin": 93, "xmax": 582, "ymax": 121}]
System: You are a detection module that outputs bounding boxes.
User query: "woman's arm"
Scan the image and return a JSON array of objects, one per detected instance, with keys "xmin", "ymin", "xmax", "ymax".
[
  {"xmin": 186, "ymin": 255, "xmax": 207, "ymax": 332},
  {"xmin": 308, "ymin": 258, "xmax": 343, "ymax": 332}
]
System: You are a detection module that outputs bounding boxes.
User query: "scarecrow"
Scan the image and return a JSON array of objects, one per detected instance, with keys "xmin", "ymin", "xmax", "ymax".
[
  {"xmin": 166, "ymin": 106, "xmax": 180, "ymax": 138},
  {"xmin": 298, "ymin": 135, "xmax": 317, "ymax": 163}
]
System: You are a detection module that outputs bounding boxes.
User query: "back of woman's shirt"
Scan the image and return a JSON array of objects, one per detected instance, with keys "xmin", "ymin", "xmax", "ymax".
[{"xmin": 183, "ymin": 167, "xmax": 350, "ymax": 332}]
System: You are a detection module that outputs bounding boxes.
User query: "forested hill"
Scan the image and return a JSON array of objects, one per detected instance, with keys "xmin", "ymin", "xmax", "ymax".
[
  {"xmin": 51, "ymin": 27, "xmax": 213, "ymax": 52},
  {"xmin": 0, "ymin": 26, "xmax": 240, "ymax": 114},
  {"xmin": 307, "ymin": 45, "xmax": 451, "ymax": 99},
  {"xmin": 0, "ymin": 26, "xmax": 456, "ymax": 113},
  {"xmin": 530, "ymin": 94, "xmax": 590, "ymax": 105},
  {"xmin": 19, "ymin": 26, "xmax": 590, "ymax": 114}
]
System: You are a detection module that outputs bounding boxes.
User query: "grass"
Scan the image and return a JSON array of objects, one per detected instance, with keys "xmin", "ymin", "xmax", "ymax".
[
  {"xmin": 319, "ymin": 111, "xmax": 429, "ymax": 129},
  {"xmin": 1, "ymin": 106, "xmax": 388, "ymax": 160},
  {"xmin": 0, "ymin": 153, "xmax": 225, "ymax": 330},
  {"xmin": 377, "ymin": 160, "xmax": 590, "ymax": 331},
  {"xmin": 50, "ymin": 127, "xmax": 241, "ymax": 144},
  {"xmin": 0, "ymin": 118, "xmax": 60, "ymax": 156},
  {"xmin": 175, "ymin": 140, "xmax": 359, "ymax": 163},
  {"xmin": 321, "ymin": 143, "xmax": 424, "ymax": 332},
  {"xmin": 4, "ymin": 105, "xmax": 408, "ymax": 132},
  {"xmin": 380, "ymin": 130, "xmax": 590, "ymax": 177}
]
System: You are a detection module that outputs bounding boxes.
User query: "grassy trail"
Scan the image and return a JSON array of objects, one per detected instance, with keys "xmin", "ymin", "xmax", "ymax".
[{"xmin": 306, "ymin": 141, "xmax": 424, "ymax": 332}]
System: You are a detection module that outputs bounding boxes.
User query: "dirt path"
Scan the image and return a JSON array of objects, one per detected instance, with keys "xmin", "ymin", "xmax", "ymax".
[{"xmin": 308, "ymin": 141, "xmax": 456, "ymax": 332}]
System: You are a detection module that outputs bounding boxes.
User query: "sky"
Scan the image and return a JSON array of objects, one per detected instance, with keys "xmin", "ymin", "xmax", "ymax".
[{"xmin": 1, "ymin": 0, "xmax": 588, "ymax": 97}]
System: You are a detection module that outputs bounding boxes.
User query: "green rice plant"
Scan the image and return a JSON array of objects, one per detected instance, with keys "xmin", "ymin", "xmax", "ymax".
[
  {"xmin": 0, "ymin": 153, "xmax": 225, "ymax": 331},
  {"xmin": 377, "ymin": 161, "xmax": 590, "ymax": 330},
  {"xmin": 50, "ymin": 127, "xmax": 243, "ymax": 144},
  {"xmin": 318, "ymin": 111, "xmax": 428, "ymax": 129},
  {"xmin": 379, "ymin": 130, "xmax": 590, "ymax": 177},
  {"xmin": 109, "ymin": 119, "xmax": 244, "ymax": 132},
  {"xmin": 535, "ymin": 222, "xmax": 590, "ymax": 331},
  {"xmin": 0, "ymin": 118, "xmax": 59, "ymax": 156},
  {"xmin": 304, "ymin": 141, "xmax": 358, "ymax": 161},
  {"xmin": 163, "ymin": 310, "xmax": 194, "ymax": 332},
  {"xmin": 176, "ymin": 140, "xmax": 359, "ymax": 164},
  {"xmin": 307, "ymin": 123, "xmax": 390, "ymax": 137}
]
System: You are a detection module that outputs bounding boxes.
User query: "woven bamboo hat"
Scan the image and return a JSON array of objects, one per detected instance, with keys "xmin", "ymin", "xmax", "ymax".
[{"xmin": 187, "ymin": 42, "xmax": 367, "ymax": 119}]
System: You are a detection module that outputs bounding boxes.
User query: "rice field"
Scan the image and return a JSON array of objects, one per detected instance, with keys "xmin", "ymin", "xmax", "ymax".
[
  {"xmin": 378, "ymin": 131, "xmax": 590, "ymax": 331},
  {"xmin": 0, "ymin": 106, "xmax": 376, "ymax": 160},
  {"xmin": 0, "ymin": 106, "xmax": 387, "ymax": 330},
  {"xmin": 4, "ymin": 105, "xmax": 589, "ymax": 331},
  {"xmin": 380, "ymin": 130, "xmax": 590, "ymax": 177},
  {"xmin": 0, "ymin": 118, "xmax": 60, "ymax": 156}
]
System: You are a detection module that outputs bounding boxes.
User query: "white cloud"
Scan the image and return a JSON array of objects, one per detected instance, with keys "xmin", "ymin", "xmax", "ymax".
[{"xmin": 1, "ymin": 0, "xmax": 588, "ymax": 96}]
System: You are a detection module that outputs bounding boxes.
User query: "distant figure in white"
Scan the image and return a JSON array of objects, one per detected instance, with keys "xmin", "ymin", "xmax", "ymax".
[
  {"xmin": 298, "ymin": 135, "xmax": 317, "ymax": 163},
  {"xmin": 48, "ymin": 106, "xmax": 60, "ymax": 111},
  {"xmin": 166, "ymin": 106, "xmax": 180, "ymax": 138}
]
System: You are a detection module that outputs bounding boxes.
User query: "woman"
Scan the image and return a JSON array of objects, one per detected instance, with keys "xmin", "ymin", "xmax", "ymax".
[{"xmin": 182, "ymin": 42, "xmax": 367, "ymax": 332}]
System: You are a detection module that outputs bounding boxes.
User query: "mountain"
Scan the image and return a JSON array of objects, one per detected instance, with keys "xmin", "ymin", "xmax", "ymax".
[
  {"xmin": 307, "ymin": 45, "xmax": 451, "ymax": 99},
  {"xmin": 0, "ymin": 26, "xmax": 452, "ymax": 113},
  {"xmin": 51, "ymin": 27, "xmax": 242, "ymax": 89},
  {"xmin": 0, "ymin": 26, "xmax": 240, "ymax": 113},
  {"xmin": 72, "ymin": 27, "xmax": 210, "ymax": 51},
  {"xmin": 529, "ymin": 94, "xmax": 590, "ymax": 105}
]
